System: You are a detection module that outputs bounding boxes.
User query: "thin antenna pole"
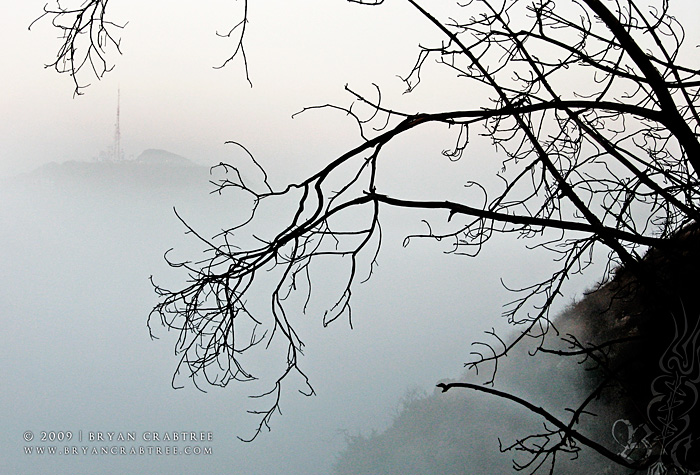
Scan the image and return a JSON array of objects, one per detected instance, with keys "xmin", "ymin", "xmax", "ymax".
[{"xmin": 113, "ymin": 87, "xmax": 122, "ymax": 161}]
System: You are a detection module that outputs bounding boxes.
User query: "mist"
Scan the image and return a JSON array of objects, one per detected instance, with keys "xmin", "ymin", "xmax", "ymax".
[{"xmin": 1, "ymin": 150, "xmax": 543, "ymax": 474}]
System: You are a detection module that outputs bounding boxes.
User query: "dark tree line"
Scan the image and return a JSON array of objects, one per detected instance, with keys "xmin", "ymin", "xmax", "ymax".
[{"xmin": 34, "ymin": 0, "xmax": 700, "ymax": 473}]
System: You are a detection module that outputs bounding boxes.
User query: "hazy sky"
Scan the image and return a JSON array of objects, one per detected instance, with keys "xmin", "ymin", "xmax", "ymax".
[
  {"xmin": 4, "ymin": 0, "xmax": 697, "ymax": 175},
  {"xmin": 2, "ymin": 0, "xmax": 449, "ymax": 177},
  {"xmin": 2, "ymin": 1, "xmax": 699, "ymax": 474}
]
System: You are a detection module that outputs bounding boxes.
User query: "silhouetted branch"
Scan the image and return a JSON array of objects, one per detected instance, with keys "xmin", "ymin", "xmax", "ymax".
[
  {"xmin": 32, "ymin": 0, "xmax": 256, "ymax": 93},
  {"xmin": 214, "ymin": 0, "xmax": 252, "ymax": 87},
  {"xmin": 30, "ymin": 0, "xmax": 126, "ymax": 95},
  {"xmin": 436, "ymin": 381, "xmax": 650, "ymax": 472}
]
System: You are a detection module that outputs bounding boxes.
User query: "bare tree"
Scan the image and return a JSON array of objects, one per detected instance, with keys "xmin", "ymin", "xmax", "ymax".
[
  {"xmin": 30, "ymin": 0, "xmax": 126, "ymax": 96},
  {"xmin": 35, "ymin": 0, "xmax": 700, "ymax": 472}
]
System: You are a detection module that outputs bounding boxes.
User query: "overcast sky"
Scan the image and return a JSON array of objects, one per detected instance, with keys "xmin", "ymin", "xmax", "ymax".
[
  {"xmin": 2, "ymin": 1, "xmax": 699, "ymax": 474},
  {"xmin": 4, "ymin": 0, "xmax": 698, "ymax": 175},
  {"xmin": 2, "ymin": 0, "xmax": 450, "ymax": 177}
]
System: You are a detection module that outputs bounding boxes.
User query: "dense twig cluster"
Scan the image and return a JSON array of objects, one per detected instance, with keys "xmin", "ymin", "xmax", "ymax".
[
  {"xmin": 150, "ymin": 139, "xmax": 384, "ymax": 438},
  {"xmin": 30, "ymin": 0, "xmax": 125, "ymax": 95}
]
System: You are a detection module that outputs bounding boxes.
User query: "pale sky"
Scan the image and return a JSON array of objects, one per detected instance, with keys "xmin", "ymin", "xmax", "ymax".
[
  {"xmin": 4, "ymin": 0, "xmax": 697, "ymax": 176},
  {"xmin": 2, "ymin": 0, "xmax": 449, "ymax": 177}
]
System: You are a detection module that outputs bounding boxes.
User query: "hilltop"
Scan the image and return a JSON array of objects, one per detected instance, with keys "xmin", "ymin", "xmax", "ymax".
[{"xmin": 7, "ymin": 149, "xmax": 211, "ymax": 198}]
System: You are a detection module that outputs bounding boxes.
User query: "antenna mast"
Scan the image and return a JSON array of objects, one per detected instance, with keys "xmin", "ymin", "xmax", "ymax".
[{"xmin": 113, "ymin": 87, "xmax": 123, "ymax": 161}]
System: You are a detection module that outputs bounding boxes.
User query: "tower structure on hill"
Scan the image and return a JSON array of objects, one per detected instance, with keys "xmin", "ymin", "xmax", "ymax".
[{"xmin": 112, "ymin": 87, "xmax": 123, "ymax": 161}]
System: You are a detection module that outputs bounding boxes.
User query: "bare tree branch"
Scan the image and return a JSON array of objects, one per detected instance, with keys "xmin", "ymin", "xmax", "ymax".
[{"xmin": 30, "ymin": 0, "xmax": 126, "ymax": 95}]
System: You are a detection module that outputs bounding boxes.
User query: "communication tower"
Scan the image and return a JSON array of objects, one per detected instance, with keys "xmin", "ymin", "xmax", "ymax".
[{"xmin": 113, "ymin": 88, "xmax": 123, "ymax": 161}]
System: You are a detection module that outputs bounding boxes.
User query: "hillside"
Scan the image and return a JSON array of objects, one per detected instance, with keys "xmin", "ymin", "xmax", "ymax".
[
  {"xmin": 334, "ymin": 226, "xmax": 700, "ymax": 474},
  {"xmin": 14, "ymin": 150, "xmax": 206, "ymax": 195}
]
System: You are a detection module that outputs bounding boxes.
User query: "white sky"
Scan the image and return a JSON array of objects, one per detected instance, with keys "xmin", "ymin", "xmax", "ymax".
[
  {"xmin": 2, "ymin": 0, "xmax": 451, "ymax": 177},
  {"xmin": 3, "ymin": 0, "xmax": 697, "ymax": 177}
]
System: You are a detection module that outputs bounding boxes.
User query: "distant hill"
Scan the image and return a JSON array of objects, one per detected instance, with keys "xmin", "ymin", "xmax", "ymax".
[
  {"xmin": 8, "ymin": 150, "xmax": 211, "ymax": 198},
  {"xmin": 135, "ymin": 149, "xmax": 197, "ymax": 166}
]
